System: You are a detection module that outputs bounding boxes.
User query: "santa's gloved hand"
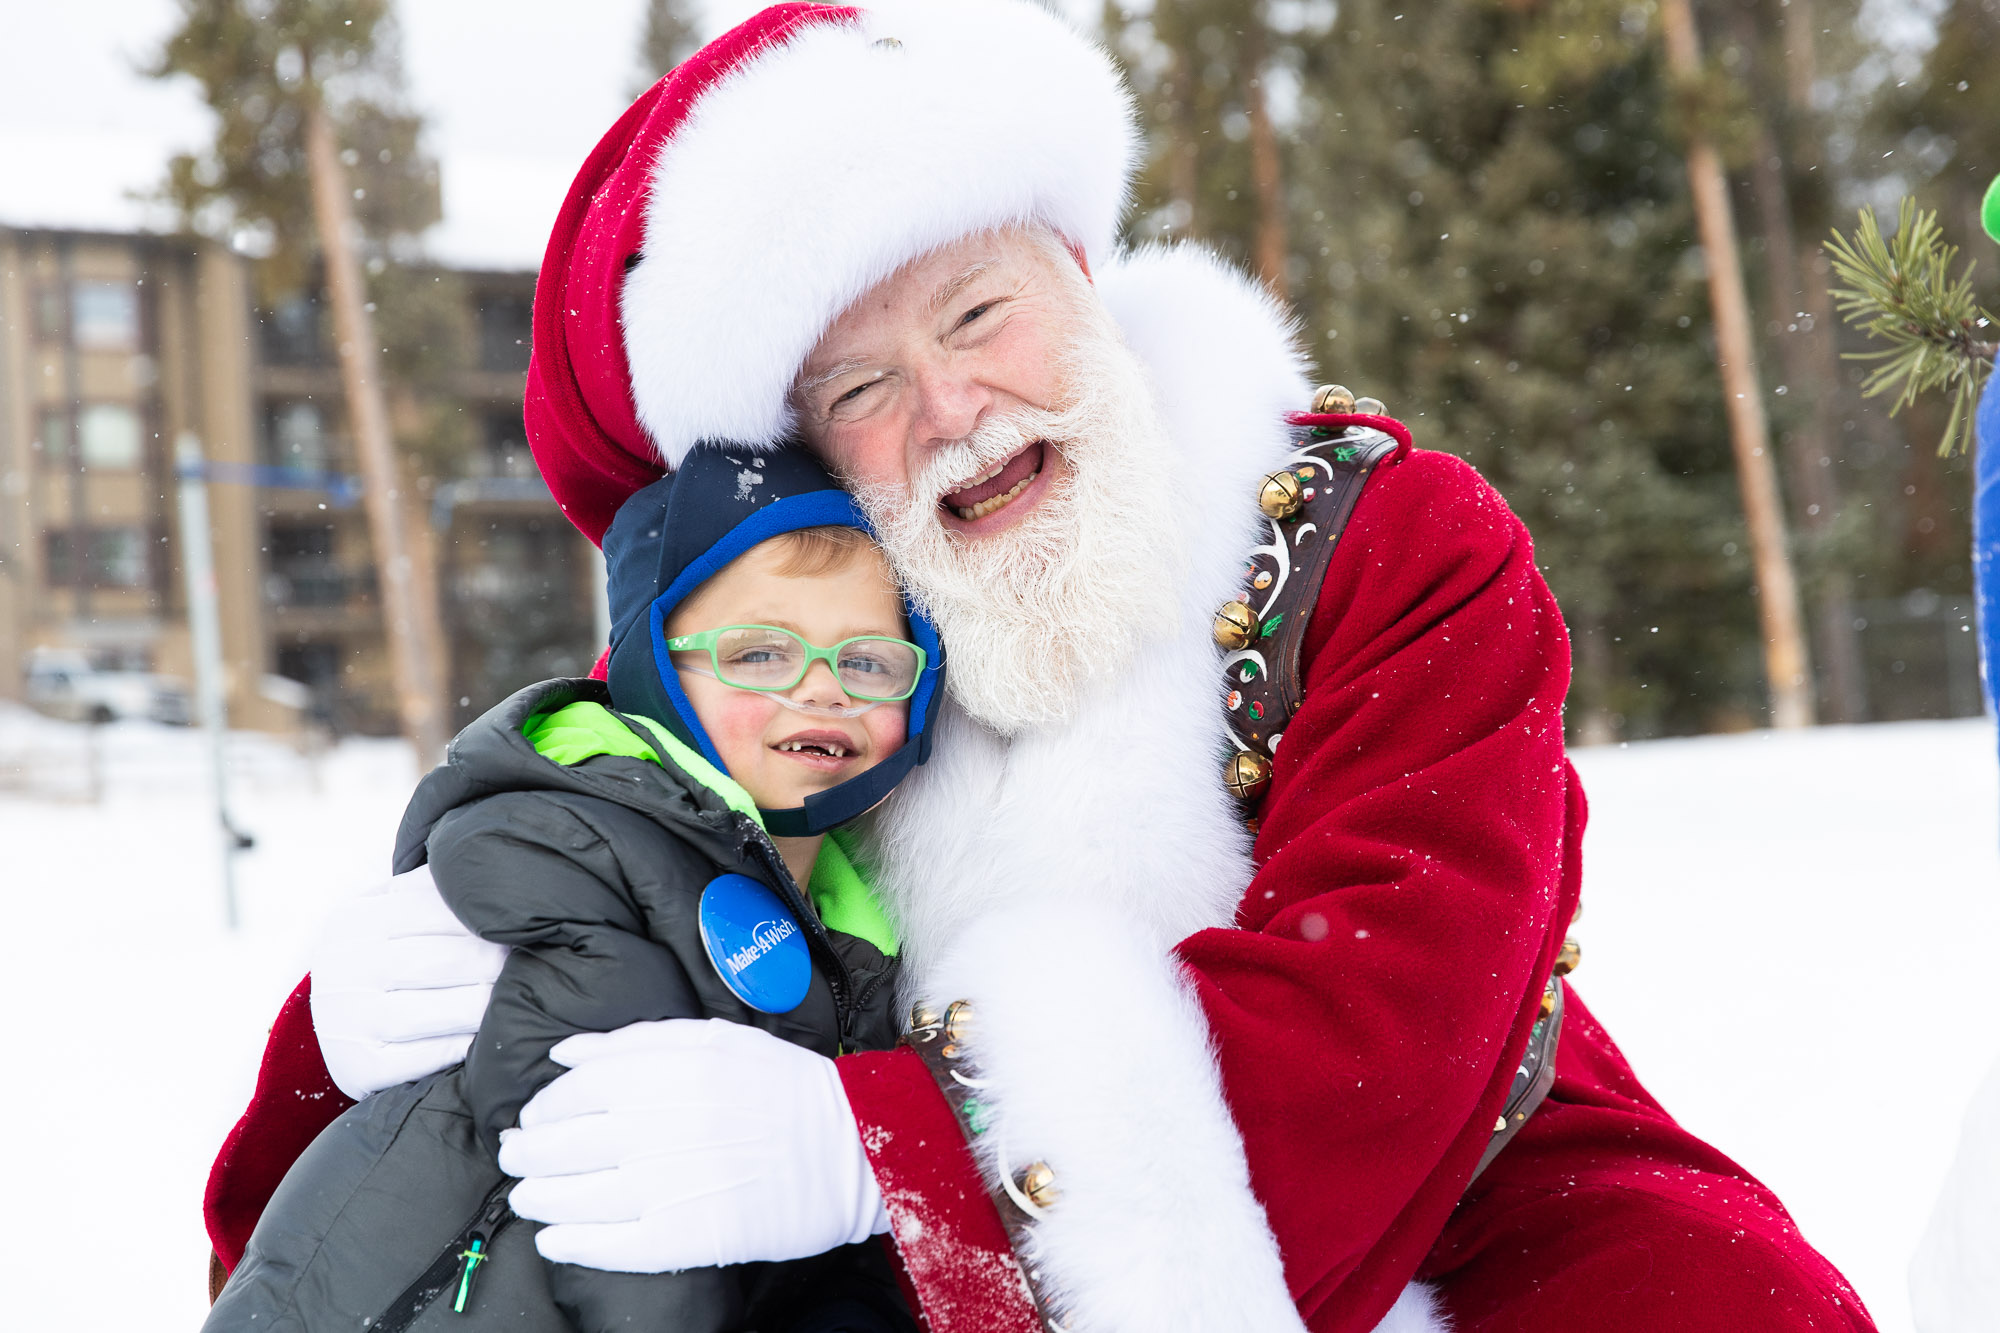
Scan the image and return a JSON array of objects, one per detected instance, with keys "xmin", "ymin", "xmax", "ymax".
[
  {"xmin": 310, "ymin": 864, "xmax": 509, "ymax": 1100},
  {"xmin": 499, "ymin": 1018, "xmax": 888, "ymax": 1273}
]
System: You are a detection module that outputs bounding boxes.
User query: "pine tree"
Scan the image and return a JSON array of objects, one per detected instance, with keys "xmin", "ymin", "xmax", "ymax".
[
  {"xmin": 149, "ymin": 0, "xmax": 439, "ymax": 296},
  {"xmin": 638, "ymin": 0, "xmax": 704, "ymax": 86},
  {"xmin": 149, "ymin": 0, "xmax": 453, "ymax": 762},
  {"xmin": 1111, "ymin": 0, "xmax": 1777, "ymax": 738},
  {"xmin": 1717, "ymin": 0, "xmax": 1869, "ymax": 723}
]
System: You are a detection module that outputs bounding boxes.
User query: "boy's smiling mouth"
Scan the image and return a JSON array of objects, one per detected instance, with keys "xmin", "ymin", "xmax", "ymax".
[{"xmin": 772, "ymin": 729, "xmax": 862, "ymax": 770}]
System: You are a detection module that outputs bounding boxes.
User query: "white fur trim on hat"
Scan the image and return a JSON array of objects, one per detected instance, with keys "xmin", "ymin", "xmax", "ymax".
[{"xmin": 622, "ymin": 0, "xmax": 1137, "ymax": 468}]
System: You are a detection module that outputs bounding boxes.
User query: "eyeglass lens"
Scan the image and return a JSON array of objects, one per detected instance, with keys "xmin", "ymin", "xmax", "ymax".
[{"xmin": 713, "ymin": 627, "xmax": 919, "ymax": 699}]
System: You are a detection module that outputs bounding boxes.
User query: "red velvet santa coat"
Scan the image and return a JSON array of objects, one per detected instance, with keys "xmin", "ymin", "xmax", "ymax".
[{"xmin": 206, "ymin": 251, "xmax": 1871, "ymax": 1333}]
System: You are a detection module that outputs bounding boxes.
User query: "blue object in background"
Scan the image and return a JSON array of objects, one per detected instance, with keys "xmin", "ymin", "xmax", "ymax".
[
  {"xmin": 1974, "ymin": 359, "xmax": 2000, "ymax": 730},
  {"xmin": 697, "ymin": 873, "xmax": 812, "ymax": 1014}
]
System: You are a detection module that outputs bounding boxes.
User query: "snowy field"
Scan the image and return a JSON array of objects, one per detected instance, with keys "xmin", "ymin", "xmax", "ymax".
[{"xmin": 0, "ymin": 705, "xmax": 1993, "ymax": 1331}]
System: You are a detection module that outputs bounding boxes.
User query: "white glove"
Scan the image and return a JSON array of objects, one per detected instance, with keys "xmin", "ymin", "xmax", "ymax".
[
  {"xmin": 309, "ymin": 864, "xmax": 509, "ymax": 1100},
  {"xmin": 498, "ymin": 1018, "xmax": 889, "ymax": 1273}
]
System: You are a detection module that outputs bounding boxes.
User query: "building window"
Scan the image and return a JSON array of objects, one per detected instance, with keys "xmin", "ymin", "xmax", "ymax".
[
  {"xmin": 77, "ymin": 404, "xmax": 144, "ymax": 469},
  {"xmin": 36, "ymin": 410, "xmax": 70, "ymax": 462},
  {"xmin": 477, "ymin": 293, "xmax": 534, "ymax": 373},
  {"xmin": 72, "ymin": 281, "xmax": 140, "ymax": 351},
  {"xmin": 265, "ymin": 520, "xmax": 359, "ymax": 606},
  {"xmin": 265, "ymin": 400, "xmax": 330, "ymax": 474},
  {"xmin": 45, "ymin": 527, "xmax": 148, "ymax": 588},
  {"xmin": 34, "ymin": 285, "xmax": 65, "ymax": 342},
  {"xmin": 260, "ymin": 295, "xmax": 324, "ymax": 366},
  {"xmin": 483, "ymin": 407, "xmax": 535, "ymax": 478}
]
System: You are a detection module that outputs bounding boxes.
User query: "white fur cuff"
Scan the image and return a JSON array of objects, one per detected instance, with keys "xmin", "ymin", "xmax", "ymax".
[{"xmin": 922, "ymin": 897, "xmax": 1309, "ymax": 1332}]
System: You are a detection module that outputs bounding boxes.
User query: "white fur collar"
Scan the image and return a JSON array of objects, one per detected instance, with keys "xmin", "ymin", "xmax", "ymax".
[{"xmin": 853, "ymin": 249, "xmax": 1442, "ymax": 1332}]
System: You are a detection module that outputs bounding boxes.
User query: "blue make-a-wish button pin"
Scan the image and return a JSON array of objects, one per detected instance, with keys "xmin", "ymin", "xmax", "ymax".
[{"xmin": 698, "ymin": 873, "xmax": 812, "ymax": 1013}]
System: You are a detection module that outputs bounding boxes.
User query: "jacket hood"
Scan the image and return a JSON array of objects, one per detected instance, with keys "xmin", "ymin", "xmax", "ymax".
[
  {"xmin": 394, "ymin": 678, "xmax": 750, "ymax": 875},
  {"xmin": 601, "ymin": 442, "xmax": 945, "ymax": 837}
]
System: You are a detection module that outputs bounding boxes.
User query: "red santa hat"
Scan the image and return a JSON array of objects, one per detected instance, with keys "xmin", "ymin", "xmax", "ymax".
[{"xmin": 524, "ymin": 0, "xmax": 1137, "ymax": 545}]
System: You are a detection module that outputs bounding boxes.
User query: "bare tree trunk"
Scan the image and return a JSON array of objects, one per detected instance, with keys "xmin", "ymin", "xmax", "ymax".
[
  {"xmin": 1730, "ymin": 2, "xmax": 1866, "ymax": 723},
  {"xmin": 304, "ymin": 101, "xmax": 450, "ymax": 765},
  {"xmin": 1170, "ymin": 51, "xmax": 1200, "ymax": 237},
  {"xmin": 1242, "ymin": 15, "xmax": 1289, "ymax": 298},
  {"xmin": 1661, "ymin": 0, "xmax": 1814, "ymax": 727},
  {"xmin": 1742, "ymin": 124, "xmax": 1866, "ymax": 721}
]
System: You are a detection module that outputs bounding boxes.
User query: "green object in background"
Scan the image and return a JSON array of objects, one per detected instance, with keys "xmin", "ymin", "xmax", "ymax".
[{"xmin": 1983, "ymin": 175, "xmax": 2000, "ymax": 245}]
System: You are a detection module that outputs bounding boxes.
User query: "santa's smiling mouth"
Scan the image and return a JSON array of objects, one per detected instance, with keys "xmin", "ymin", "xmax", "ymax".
[{"xmin": 940, "ymin": 440, "xmax": 1045, "ymax": 522}]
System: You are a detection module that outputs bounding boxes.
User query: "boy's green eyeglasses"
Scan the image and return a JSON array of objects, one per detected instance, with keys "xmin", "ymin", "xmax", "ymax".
[{"xmin": 666, "ymin": 625, "xmax": 927, "ymax": 702}]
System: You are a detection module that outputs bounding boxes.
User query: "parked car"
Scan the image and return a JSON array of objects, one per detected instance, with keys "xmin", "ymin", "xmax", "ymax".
[{"xmin": 23, "ymin": 650, "xmax": 193, "ymax": 726}]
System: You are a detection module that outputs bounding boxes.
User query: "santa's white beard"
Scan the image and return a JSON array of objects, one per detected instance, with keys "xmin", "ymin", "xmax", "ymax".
[{"xmin": 852, "ymin": 308, "xmax": 1185, "ymax": 735}]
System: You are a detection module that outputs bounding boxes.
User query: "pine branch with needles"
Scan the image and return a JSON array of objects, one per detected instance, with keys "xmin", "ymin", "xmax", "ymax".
[{"xmin": 1827, "ymin": 199, "xmax": 1997, "ymax": 456}]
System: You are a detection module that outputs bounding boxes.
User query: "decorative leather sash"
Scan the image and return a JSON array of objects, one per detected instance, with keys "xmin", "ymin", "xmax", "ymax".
[
  {"xmin": 1213, "ymin": 413, "xmax": 1568, "ymax": 1183},
  {"xmin": 895, "ymin": 406, "xmax": 1578, "ymax": 1330},
  {"xmin": 1216, "ymin": 422, "xmax": 1402, "ymax": 791}
]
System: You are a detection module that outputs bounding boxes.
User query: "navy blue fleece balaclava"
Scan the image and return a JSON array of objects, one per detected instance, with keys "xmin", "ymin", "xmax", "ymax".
[{"xmin": 602, "ymin": 442, "xmax": 944, "ymax": 837}]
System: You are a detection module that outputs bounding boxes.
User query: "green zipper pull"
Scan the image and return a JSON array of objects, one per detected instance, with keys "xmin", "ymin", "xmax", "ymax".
[{"xmin": 452, "ymin": 1237, "xmax": 488, "ymax": 1314}]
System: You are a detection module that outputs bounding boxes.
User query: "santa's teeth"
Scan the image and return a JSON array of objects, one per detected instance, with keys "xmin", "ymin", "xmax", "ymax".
[
  {"xmin": 955, "ymin": 471, "xmax": 1036, "ymax": 521},
  {"xmin": 951, "ymin": 473, "xmax": 1037, "ymax": 522},
  {"xmin": 961, "ymin": 460, "xmax": 1007, "ymax": 489}
]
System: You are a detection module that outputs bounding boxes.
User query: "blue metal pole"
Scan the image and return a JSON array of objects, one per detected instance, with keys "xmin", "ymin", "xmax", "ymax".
[{"xmin": 1973, "ymin": 360, "xmax": 2000, "ymax": 733}]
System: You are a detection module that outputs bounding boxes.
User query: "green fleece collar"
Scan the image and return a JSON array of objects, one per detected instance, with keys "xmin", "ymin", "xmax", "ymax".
[
  {"xmin": 522, "ymin": 700, "xmax": 899, "ymax": 957},
  {"xmin": 810, "ymin": 831, "xmax": 899, "ymax": 959}
]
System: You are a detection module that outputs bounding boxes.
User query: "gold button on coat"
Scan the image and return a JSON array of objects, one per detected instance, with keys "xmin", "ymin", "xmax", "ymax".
[
  {"xmin": 943, "ymin": 1000, "xmax": 975, "ymax": 1043},
  {"xmin": 1214, "ymin": 600, "xmax": 1258, "ymax": 651},
  {"xmin": 1225, "ymin": 749, "xmax": 1273, "ymax": 801},
  {"xmin": 1259, "ymin": 470, "xmax": 1305, "ymax": 520},
  {"xmin": 1018, "ymin": 1161, "xmax": 1059, "ymax": 1209},
  {"xmin": 1311, "ymin": 383, "xmax": 1357, "ymax": 414},
  {"xmin": 1553, "ymin": 938, "xmax": 1581, "ymax": 977}
]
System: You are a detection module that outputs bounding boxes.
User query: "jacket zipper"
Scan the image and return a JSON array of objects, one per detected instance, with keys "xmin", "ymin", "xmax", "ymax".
[
  {"xmin": 734, "ymin": 815, "xmax": 862, "ymax": 1045},
  {"xmin": 371, "ymin": 1179, "xmax": 517, "ymax": 1331}
]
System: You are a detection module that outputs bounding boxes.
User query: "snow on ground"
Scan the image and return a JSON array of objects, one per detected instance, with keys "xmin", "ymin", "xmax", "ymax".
[
  {"xmin": 0, "ymin": 705, "xmax": 417, "ymax": 1328},
  {"xmin": 1568, "ymin": 719, "xmax": 2000, "ymax": 1333},
  {"xmin": 0, "ymin": 706, "xmax": 1992, "ymax": 1330}
]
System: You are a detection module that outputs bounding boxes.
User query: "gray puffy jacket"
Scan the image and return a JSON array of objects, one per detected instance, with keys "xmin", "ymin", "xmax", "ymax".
[{"xmin": 203, "ymin": 678, "xmax": 911, "ymax": 1333}]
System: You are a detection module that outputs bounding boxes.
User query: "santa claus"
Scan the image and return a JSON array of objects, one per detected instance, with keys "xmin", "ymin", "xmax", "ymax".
[{"xmin": 205, "ymin": 2, "xmax": 1875, "ymax": 1330}]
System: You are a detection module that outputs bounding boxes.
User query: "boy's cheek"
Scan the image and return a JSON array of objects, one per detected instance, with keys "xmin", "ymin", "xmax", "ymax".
[
  {"xmin": 862, "ymin": 706, "xmax": 909, "ymax": 762},
  {"xmin": 701, "ymin": 692, "xmax": 778, "ymax": 768}
]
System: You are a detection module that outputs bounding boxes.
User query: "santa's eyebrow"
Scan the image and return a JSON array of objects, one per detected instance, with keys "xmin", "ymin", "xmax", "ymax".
[
  {"xmin": 794, "ymin": 357, "xmax": 878, "ymax": 401},
  {"xmin": 928, "ymin": 259, "xmax": 996, "ymax": 314}
]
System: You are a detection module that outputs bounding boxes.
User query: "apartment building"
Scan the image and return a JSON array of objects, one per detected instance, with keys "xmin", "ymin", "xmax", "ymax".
[{"xmin": 0, "ymin": 225, "xmax": 599, "ymax": 735}]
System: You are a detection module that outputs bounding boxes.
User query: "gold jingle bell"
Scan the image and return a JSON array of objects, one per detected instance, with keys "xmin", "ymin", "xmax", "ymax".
[
  {"xmin": 1553, "ymin": 938, "xmax": 1581, "ymax": 978},
  {"xmin": 1311, "ymin": 383, "xmax": 1357, "ymax": 414},
  {"xmin": 1225, "ymin": 749, "xmax": 1273, "ymax": 802},
  {"xmin": 908, "ymin": 1002, "xmax": 941, "ymax": 1033},
  {"xmin": 1018, "ymin": 1161, "xmax": 1060, "ymax": 1210},
  {"xmin": 1354, "ymin": 395, "xmax": 1387, "ymax": 416},
  {"xmin": 1539, "ymin": 984, "xmax": 1558, "ymax": 1018},
  {"xmin": 943, "ymin": 999, "xmax": 975, "ymax": 1043},
  {"xmin": 1258, "ymin": 469, "xmax": 1305, "ymax": 521},
  {"xmin": 1213, "ymin": 600, "xmax": 1258, "ymax": 651}
]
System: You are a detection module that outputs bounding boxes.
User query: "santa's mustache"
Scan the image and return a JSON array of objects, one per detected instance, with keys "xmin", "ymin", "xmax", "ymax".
[{"xmin": 910, "ymin": 413, "xmax": 1075, "ymax": 513}]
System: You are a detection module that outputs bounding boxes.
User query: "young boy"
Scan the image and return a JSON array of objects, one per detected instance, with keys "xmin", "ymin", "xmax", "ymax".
[{"xmin": 205, "ymin": 446, "xmax": 942, "ymax": 1333}]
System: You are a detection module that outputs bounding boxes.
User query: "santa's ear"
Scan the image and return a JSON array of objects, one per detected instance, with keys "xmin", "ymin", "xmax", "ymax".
[{"xmin": 1064, "ymin": 236, "xmax": 1094, "ymax": 284}]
